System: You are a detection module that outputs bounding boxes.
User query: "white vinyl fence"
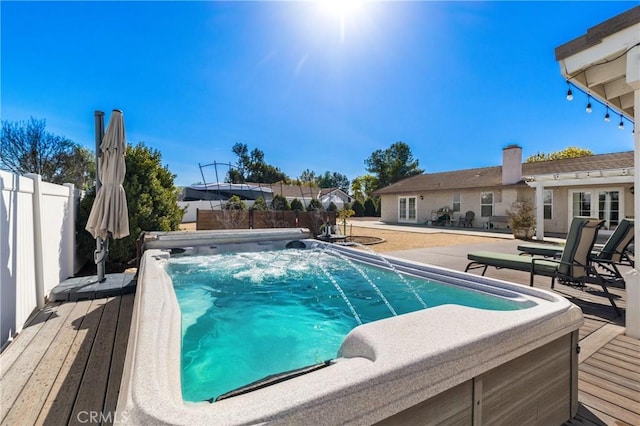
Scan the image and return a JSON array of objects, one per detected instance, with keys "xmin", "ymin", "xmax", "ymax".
[{"xmin": 1, "ymin": 171, "xmax": 78, "ymax": 349}]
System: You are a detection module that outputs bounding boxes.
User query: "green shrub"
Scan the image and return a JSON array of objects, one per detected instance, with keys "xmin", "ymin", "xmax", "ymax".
[
  {"xmin": 327, "ymin": 201, "xmax": 338, "ymax": 212},
  {"xmin": 351, "ymin": 200, "xmax": 364, "ymax": 217},
  {"xmin": 251, "ymin": 196, "xmax": 268, "ymax": 211},
  {"xmin": 306, "ymin": 198, "xmax": 323, "ymax": 211},
  {"xmin": 364, "ymin": 197, "xmax": 377, "ymax": 216},
  {"xmin": 224, "ymin": 195, "xmax": 247, "ymax": 210},
  {"xmin": 290, "ymin": 197, "xmax": 303, "ymax": 211},
  {"xmin": 271, "ymin": 194, "xmax": 290, "ymax": 210}
]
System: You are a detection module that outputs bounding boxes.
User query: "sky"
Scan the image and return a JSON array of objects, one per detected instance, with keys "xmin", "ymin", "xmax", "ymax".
[{"xmin": 1, "ymin": 1, "xmax": 636, "ymax": 188}]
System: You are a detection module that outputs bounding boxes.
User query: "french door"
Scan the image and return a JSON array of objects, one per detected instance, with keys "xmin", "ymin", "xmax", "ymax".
[
  {"xmin": 398, "ymin": 196, "xmax": 417, "ymax": 223},
  {"xmin": 570, "ymin": 189, "xmax": 622, "ymax": 230}
]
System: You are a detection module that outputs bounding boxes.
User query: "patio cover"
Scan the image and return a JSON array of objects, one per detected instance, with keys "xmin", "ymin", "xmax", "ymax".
[{"xmin": 555, "ymin": 5, "xmax": 639, "ymax": 338}]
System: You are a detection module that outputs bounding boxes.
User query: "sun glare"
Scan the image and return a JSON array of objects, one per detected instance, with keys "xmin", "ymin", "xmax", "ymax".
[
  {"xmin": 318, "ymin": 0, "xmax": 363, "ymax": 19},
  {"xmin": 317, "ymin": 0, "xmax": 364, "ymax": 43}
]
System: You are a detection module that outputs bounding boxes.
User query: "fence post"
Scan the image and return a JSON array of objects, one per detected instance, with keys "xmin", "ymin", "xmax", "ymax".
[
  {"xmin": 25, "ymin": 173, "xmax": 45, "ymax": 309},
  {"xmin": 64, "ymin": 183, "xmax": 76, "ymax": 276}
]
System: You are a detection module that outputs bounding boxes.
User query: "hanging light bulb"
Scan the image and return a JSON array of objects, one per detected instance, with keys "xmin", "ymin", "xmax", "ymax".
[
  {"xmin": 566, "ymin": 82, "xmax": 573, "ymax": 101},
  {"xmin": 585, "ymin": 95, "xmax": 592, "ymax": 113},
  {"xmin": 604, "ymin": 106, "xmax": 610, "ymax": 122},
  {"xmin": 619, "ymin": 114, "xmax": 624, "ymax": 130}
]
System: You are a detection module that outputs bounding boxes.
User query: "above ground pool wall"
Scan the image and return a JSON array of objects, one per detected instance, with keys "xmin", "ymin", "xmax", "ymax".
[{"xmin": 117, "ymin": 241, "xmax": 583, "ymax": 425}]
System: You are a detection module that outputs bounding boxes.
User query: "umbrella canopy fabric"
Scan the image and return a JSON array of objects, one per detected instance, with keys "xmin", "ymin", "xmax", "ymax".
[{"xmin": 85, "ymin": 110, "xmax": 130, "ymax": 240}]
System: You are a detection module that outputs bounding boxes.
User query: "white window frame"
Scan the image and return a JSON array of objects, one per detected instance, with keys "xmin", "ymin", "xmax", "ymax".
[
  {"xmin": 398, "ymin": 196, "xmax": 418, "ymax": 223},
  {"xmin": 452, "ymin": 192, "xmax": 461, "ymax": 212},
  {"xmin": 568, "ymin": 187, "xmax": 624, "ymax": 230},
  {"xmin": 480, "ymin": 192, "xmax": 494, "ymax": 217},
  {"xmin": 543, "ymin": 189, "xmax": 553, "ymax": 220}
]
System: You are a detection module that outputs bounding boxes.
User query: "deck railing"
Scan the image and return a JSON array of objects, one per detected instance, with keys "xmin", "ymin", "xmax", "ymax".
[{"xmin": 1, "ymin": 170, "xmax": 79, "ymax": 349}]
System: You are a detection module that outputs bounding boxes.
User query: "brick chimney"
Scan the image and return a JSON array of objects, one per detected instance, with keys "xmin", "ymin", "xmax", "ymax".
[{"xmin": 502, "ymin": 145, "xmax": 522, "ymax": 185}]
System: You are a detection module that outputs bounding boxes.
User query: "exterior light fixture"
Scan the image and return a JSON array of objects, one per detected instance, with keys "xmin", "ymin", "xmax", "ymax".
[
  {"xmin": 604, "ymin": 106, "xmax": 610, "ymax": 122},
  {"xmin": 585, "ymin": 95, "xmax": 592, "ymax": 113}
]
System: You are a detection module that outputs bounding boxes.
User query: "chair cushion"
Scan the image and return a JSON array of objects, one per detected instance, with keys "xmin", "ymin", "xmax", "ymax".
[
  {"xmin": 517, "ymin": 243, "xmax": 563, "ymax": 257},
  {"xmin": 467, "ymin": 251, "xmax": 559, "ymax": 275}
]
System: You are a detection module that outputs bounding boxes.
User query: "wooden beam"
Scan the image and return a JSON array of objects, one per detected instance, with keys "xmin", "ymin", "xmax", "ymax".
[
  {"xmin": 585, "ymin": 55, "xmax": 626, "ymax": 87},
  {"xmin": 604, "ymin": 76, "xmax": 633, "ymax": 99}
]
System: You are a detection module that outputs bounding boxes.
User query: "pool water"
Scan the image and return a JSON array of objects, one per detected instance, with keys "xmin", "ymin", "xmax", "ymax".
[{"xmin": 166, "ymin": 248, "xmax": 534, "ymax": 402}]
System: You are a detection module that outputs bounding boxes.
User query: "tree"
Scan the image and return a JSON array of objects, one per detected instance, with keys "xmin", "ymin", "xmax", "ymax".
[
  {"xmin": 77, "ymin": 142, "xmax": 184, "ymax": 270},
  {"xmin": 1, "ymin": 117, "xmax": 95, "ymax": 189},
  {"xmin": 327, "ymin": 201, "xmax": 338, "ymax": 212},
  {"xmin": 306, "ymin": 198, "xmax": 323, "ymax": 211},
  {"xmin": 290, "ymin": 198, "xmax": 304, "ymax": 211},
  {"xmin": 227, "ymin": 143, "xmax": 288, "ymax": 183},
  {"xmin": 350, "ymin": 174, "xmax": 378, "ymax": 203},
  {"xmin": 251, "ymin": 196, "xmax": 268, "ymax": 211},
  {"xmin": 298, "ymin": 169, "xmax": 317, "ymax": 184},
  {"xmin": 316, "ymin": 171, "xmax": 350, "ymax": 192},
  {"xmin": 271, "ymin": 194, "xmax": 290, "ymax": 211},
  {"xmin": 351, "ymin": 199, "xmax": 365, "ymax": 217},
  {"xmin": 365, "ymin": 141, "xmax": 423, "ymax": 190},
  {"xmin": 526, "ymin": 146, "xmax": 594, "ymax": 163},
  {"xmin": 224, "ymin": 195, "xmax": 246, "ymax": 210},
  {"xmin": 364, "ymin": 197, "xmax": 378, "ymax": 217}
]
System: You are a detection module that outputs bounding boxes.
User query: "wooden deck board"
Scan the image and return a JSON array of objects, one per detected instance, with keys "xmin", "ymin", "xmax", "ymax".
[
  {"xmin": 34, "ymin": 298, "xmax": 108, "ymax": 426},
  {"xmin": 580, "ymin": 370, "xmax": 640, "ymax": 403},
  {"xmin": 0, "ymin": 302, "xmax": 60, "ymax": 378},
  {"xmin": 578, "ymin": 390, "xmax": 639, "ymax": 425},
  {"xmin": 587, "ymin": 354, "xmax": 640, "ymax": 380},
  {"xmin": 68, "ymin": 297, "xmax": 120, "ymax": 426},
  {"xmin": 102, "ymin": 293, "xmax": 135, "ymax": 425},
  {"xmin": 2, "ymin": 300, "xmax": 92, "ymax": 426},
  {"xmin": 0, "ymin": 301, "xmax": 75, "ymax": 422}
]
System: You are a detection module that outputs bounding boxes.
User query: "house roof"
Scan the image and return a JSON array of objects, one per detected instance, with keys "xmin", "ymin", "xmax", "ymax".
[{"xmin": 373, "ymin": 151, "xmax": 634, "ymax": 195}]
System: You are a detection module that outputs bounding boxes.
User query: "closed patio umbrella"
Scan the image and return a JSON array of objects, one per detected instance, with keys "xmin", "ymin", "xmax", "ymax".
[{"xmin": 86, "ymin": 109, "xmax": 129, "ymax": 281}]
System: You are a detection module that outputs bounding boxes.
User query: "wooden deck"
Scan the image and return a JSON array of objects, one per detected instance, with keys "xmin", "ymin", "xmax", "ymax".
[
  {"xmin": 1, "ymin": 295, "xmax": 134, "ymax": 426},
  {"xmin": 1, "ymin": 237, "xmax": 638, "ymax": 425}
]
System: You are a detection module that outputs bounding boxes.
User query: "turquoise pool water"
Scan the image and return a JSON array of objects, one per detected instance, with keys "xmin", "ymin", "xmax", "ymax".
[{"xmin": 166, "ymin": 248, "xmax": 535, "ymax": 402}]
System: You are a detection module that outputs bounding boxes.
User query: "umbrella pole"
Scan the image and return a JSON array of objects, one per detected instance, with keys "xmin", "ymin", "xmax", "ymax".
[{"xmin": 94, "ymin": 110, "xmax": 106, "ymax": 282}]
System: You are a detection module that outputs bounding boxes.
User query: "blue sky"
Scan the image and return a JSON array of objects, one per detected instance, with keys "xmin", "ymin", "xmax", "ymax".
[{"xmin": 2, "ymin": 1, "xmax": 636, "ymax": 187}]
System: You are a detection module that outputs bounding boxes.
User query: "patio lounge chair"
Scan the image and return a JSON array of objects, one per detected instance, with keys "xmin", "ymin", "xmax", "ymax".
[
  {"xmin": 518, "ymin": 218, "xmax": 634, "ymax": 285},
  {"xmin": 465, "ymin": 217, "xmax": 621, "ymax": 316}
]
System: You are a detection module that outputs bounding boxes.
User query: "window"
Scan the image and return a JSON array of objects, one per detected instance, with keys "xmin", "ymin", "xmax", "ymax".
[
  {"xmin": 452, "ymin": 193, "xmax": 461, "ymax": 212},
  {"xmin": 398, "ymin": 196, "xmax": 417, "ymax": 223},
  {"xmin": 572, "ymin": 192, "xmax": 591, "ymax": 217},
  {"xmin": 480, "ymin": 192, "xmax": 493, "ymax": 217},
  {"xmin": 543, "ymin": 190, "xmax": 553, "ymax": 220}
]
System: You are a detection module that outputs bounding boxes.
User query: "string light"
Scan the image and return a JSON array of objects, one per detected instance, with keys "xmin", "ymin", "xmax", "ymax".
[{"xmin": 564, "ymin": 81, "xmax": 634, "ymax": 132}]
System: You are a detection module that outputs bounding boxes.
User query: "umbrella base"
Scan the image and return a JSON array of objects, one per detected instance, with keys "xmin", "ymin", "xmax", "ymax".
[{"xmin": 49, "ymin": 272, "xmax": 136, "ymax": 302}]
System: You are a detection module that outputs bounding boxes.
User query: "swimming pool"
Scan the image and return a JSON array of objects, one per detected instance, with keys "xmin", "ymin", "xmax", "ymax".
[
  {"xmin": 168, "ymin": 247, "xmax": 537, "ymax": 402},
  {"xmin": 117, "ymin": 228, "xmax": 583, "ymax": 425}
]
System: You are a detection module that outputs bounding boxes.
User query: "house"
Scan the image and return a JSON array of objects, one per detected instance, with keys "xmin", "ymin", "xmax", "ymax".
[{"xmin": 373, "ymin": 145, "xmax": 634, "ymax": 236}]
